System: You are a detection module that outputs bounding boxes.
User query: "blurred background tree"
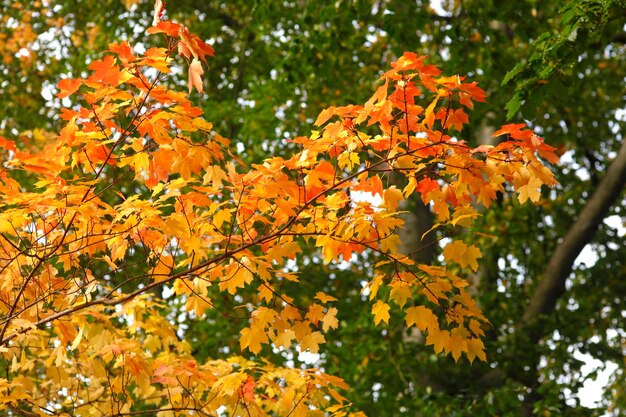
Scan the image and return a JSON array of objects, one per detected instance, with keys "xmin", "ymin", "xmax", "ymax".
[{"xmin": 1, "ymin": 0, "xmax": 624, "ymax": 415}]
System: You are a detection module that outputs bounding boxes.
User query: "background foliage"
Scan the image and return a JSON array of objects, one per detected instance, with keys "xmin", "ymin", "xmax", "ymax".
[{"xmin": 1, "ymin": 0, "xmax": 625, "ymax": 416}]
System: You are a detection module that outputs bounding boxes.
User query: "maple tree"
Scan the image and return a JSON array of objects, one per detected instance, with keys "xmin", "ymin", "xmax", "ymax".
[
  {"xmin": 0, "ymin": 2, "xmax": 566, "ymax": 415},
  {"xmin": 3, "ymin": 1, "xmax": 626, "ymax": 415}
]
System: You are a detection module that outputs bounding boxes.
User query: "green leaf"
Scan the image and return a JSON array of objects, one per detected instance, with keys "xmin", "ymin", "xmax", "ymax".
[{"xmin": 505, "ymin": 95, "xmax": 523, "ymax": 120}]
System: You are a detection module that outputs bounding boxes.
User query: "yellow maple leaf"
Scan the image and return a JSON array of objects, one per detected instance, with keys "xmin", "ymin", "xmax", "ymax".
[
  {"xmin": 280, "ymin": 305, "xmax": 302, "ymax": 322},
  {"xmin": 442, "ymin": 240, "xmax": 481, "ymax": 272},
  {"xmin": 389, "ymin": 283, "xmax": 412, "ymax": 308},
  {"xmin": 258, "ymin": 284, "xmax": 274, "ymax": 303},
  {"xmin": 252, "ymin": 307, "xmax": 277, "ymax": 327},
  {"xmin": 214, "ymin": 372, "xmax": 247, "ymax": 396},
  {"xmin": 363, "ymin": 274, "xmax": 384, "ymax": 301},
  {"xmin": 322, "ymin": 307, "xmax": 339, "ymax": 332},
  {"xmin": 338, "ymin": 151, "xmax": 360, "ymax": 170},
  {"xmin": 220, "ymin": 264, "xmax": 253, "ymax": 294},
  {"xmin": 466, "ymin": 338, "xmax": 487, "ymax": 364},
  {"xmin": 319, "ymin": 237, "xmax": 340, "ymax": 264},
  {"xmin": 292, "ymin": 320, "xmax": 312, "ymax": 341},
  {"xmin": 185, "ymin": 295, "xmax": 212, "ymax": 317},
  {"xmin": 314, "ymin": 291, "xmax": 338, "ymax": 303},
  {"xmin": 422, "ymin": 96, "xmax": 439, "ymax": 127},
  {"xmin": 151, "ymin": 254, "xmax": 174, "ymax": 280},
  {"xmin": 469, "ymin": 319, "xmax": 485, "ymax": 337},
  {"xmin": 306, "ymin": 304, "xmax": 325, "ymax": 326},
  {"xmin": 240, "ymin": 327, "xmax": 266, "ymax": 354},
  {"xmin": 449, "ymin": 327, "xmax": 469, "ymax": 362},
  {"xmin": 372, "ymin": 300, "xmax": 390, "ymax": 325},
  {"xmin": 517, "ymin": 175, "xmax": 544, "ymax": 204},
  {"xmin": 212, "ymin": 208, "xmax": 231, "ymax": 230},
  {"xmin": 404, "ymin": 306, "xmax": 438, "ymax": 332},
  {"xmin": 300, "ymin": 331, "xmax": 325, "ymax": 353},
  {"xmin": 425, "ymin": 328, "xmax": 451, "ymax": 354},
  {"xmin": 273, "ymin": 329, "xmax": 295, "ymax": 349},
  {"xmin": 383, "ymin": 186, "xmax": 404, "ymax": 211}
]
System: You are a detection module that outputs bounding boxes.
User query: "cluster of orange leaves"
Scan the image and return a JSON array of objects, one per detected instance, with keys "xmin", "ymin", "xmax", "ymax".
[{"xmin": 0, "ymin": 3, "xmax": 557, "ymax": 416}]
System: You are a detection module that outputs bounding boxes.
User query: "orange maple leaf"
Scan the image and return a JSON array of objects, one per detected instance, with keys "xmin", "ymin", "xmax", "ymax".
[
  {"xmin": 241, "ymin": 375, "xmax": 256, "ymax": 403},
  {"xmin": 442, "ymin": 108, "xmax": 469, "ymax": 131},
  {"xmin": 88, "ymin": 55, "xmax": 122, "ymax": 85},
  {"xmin": 178, "ymin": 26, "xmax": 215, "ymax": 62},
  {"xmin": 0, "ymin": 136, "xmax": 17, "ymax": 152},
  {"xmin": 56, "ymin": 78, "xmax": 82, "ymax": 99},
  {"xmin": 188, "ymin": 58, "xmax": 204, "ymax": 94},
  {"xmin": 109, "ymin": 42, "xmax": 135, "ymax": 64},
  {"xmin": 147, "ymin": 20, "xmax": 181, "ymax": 37}
]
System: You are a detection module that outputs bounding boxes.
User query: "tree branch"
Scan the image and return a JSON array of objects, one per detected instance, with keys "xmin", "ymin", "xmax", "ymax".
[
  {"xmin": 480, "ymin": 138, "xmax": 626, "ymax": 388},
  {"xmin": 523, "ymin": 138, "xmax": 626, "ymax": 328}
]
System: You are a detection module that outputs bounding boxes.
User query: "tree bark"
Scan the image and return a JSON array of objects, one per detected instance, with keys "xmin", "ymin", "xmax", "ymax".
[{"xmin": 399, "ymin": 198, "xmax": 437, "ymax": 265}]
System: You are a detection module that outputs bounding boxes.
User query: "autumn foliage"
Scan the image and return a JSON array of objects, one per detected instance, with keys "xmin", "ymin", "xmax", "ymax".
[{"xmin": 0, "ymin": 4, "xmax": 557, "ymax": 416}]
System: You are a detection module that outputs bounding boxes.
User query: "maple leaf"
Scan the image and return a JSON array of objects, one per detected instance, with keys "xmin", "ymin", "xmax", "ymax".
[
  {"xmin": 372, "ymin": 300, "xmax": 390, "ymax": 325},
  {"xmin": 425, "ymin": 328, "xmax": 451, "ymax": 354},
  {"xmin": 492, "ymin": 123, "xmax": 529, "ymax": 140},
  {"xmin": 241, "ymin": 375, "xmax": 256, "ymax": 403},
  {"xmin": 517, "ymin": 176, "xmax": 544, "ymax": 204},
  {"xmin": 0, "ymin": 136, "xmax": 17, "ymax": 152},
  {"xmin": 109, "ymin": 42, "xmax": 135, "ymax": 64},
  {"xmin": 56, "ymin": 78, "xmax": 82, "ymax": 99},
  {"xmin": 415, "ymin": 177, "xmax": 440, "ymax": 203},
  {"xmin": 150, "ymin": 254, "xmax": 174, "ymax": 279},
  {"xmin": 315, "ymin": 106, "xmax": 335, "ymax": 126},
  {"xmin": 459, "ymin": 81, "xmax": 487, "ymax": 103},
  {"xmin": 88, "ymin": 55, "xmax": 126, "ymax": 85},
  {"xmin": 147, "ymin": 20, "xmax": 181, "ymax": 37},
  {"xmin": 188, "ymin": 58, "xmax": 204, "ymax": 94},
  {"xmin": 178, "ymin": 26, "xmax": 215, "ymax": 62},
  {"xmin": 152, "ymin": 0, "xmax": 164, "ymax": 27},
  {"xmin": 220, "ymin": 264, "xmax": 253, "ymax": 294},
  {"xmin": 383, "ymin": 186, "xmax": 404, "ymax": 211},
  {"xmin": 389, "ymin": 283, "xmax": 412, "ymax": 308},
  {"xmin": 466, "ymin": 338, "xmax": 487, "ymax": 364},
  {"xmin": 215, "ymin": 372, "xmax": 248, "ymax": 396},
  {"xmin": 404, "ymin": 306, "xmax": 438, "ymax": 332},
  {"xmin": 443, "ymin": 240, "xmax": 482, "ymax": 272},
  {"xmin": 322, "ymin": 307, "xmax": 339, "ymax": 332},
  {"xmin": 273, "ymin": 329, "xmax": 295, "ymax": 349},
  {"xmin": 469, "ymin": 319, "xmax": 485, "ymax": 337},
  {"xmin": 422, "ymin": 97, "xmax": 439, "ymax": 127},
  {"xmin": 306, "ymin": 304, "xmax": 325, "ymax": 326},
  {"xmin": 185, "ymin": 294, "xmax": 212, "ymax": 317},
  {"xmin": 240, "ymin": 327, "xmax": 266, "ymax": 354},
  {"xmin": 449, "ymin": 327, "xmax": 469, "ymax": 362},
  {"xmin": 315, "ymin": 292, "xmax": 338, "ymax": 303},
  {"xmin": 443, "ymin": 108, "xmax": 469, "ymax": 131}
]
